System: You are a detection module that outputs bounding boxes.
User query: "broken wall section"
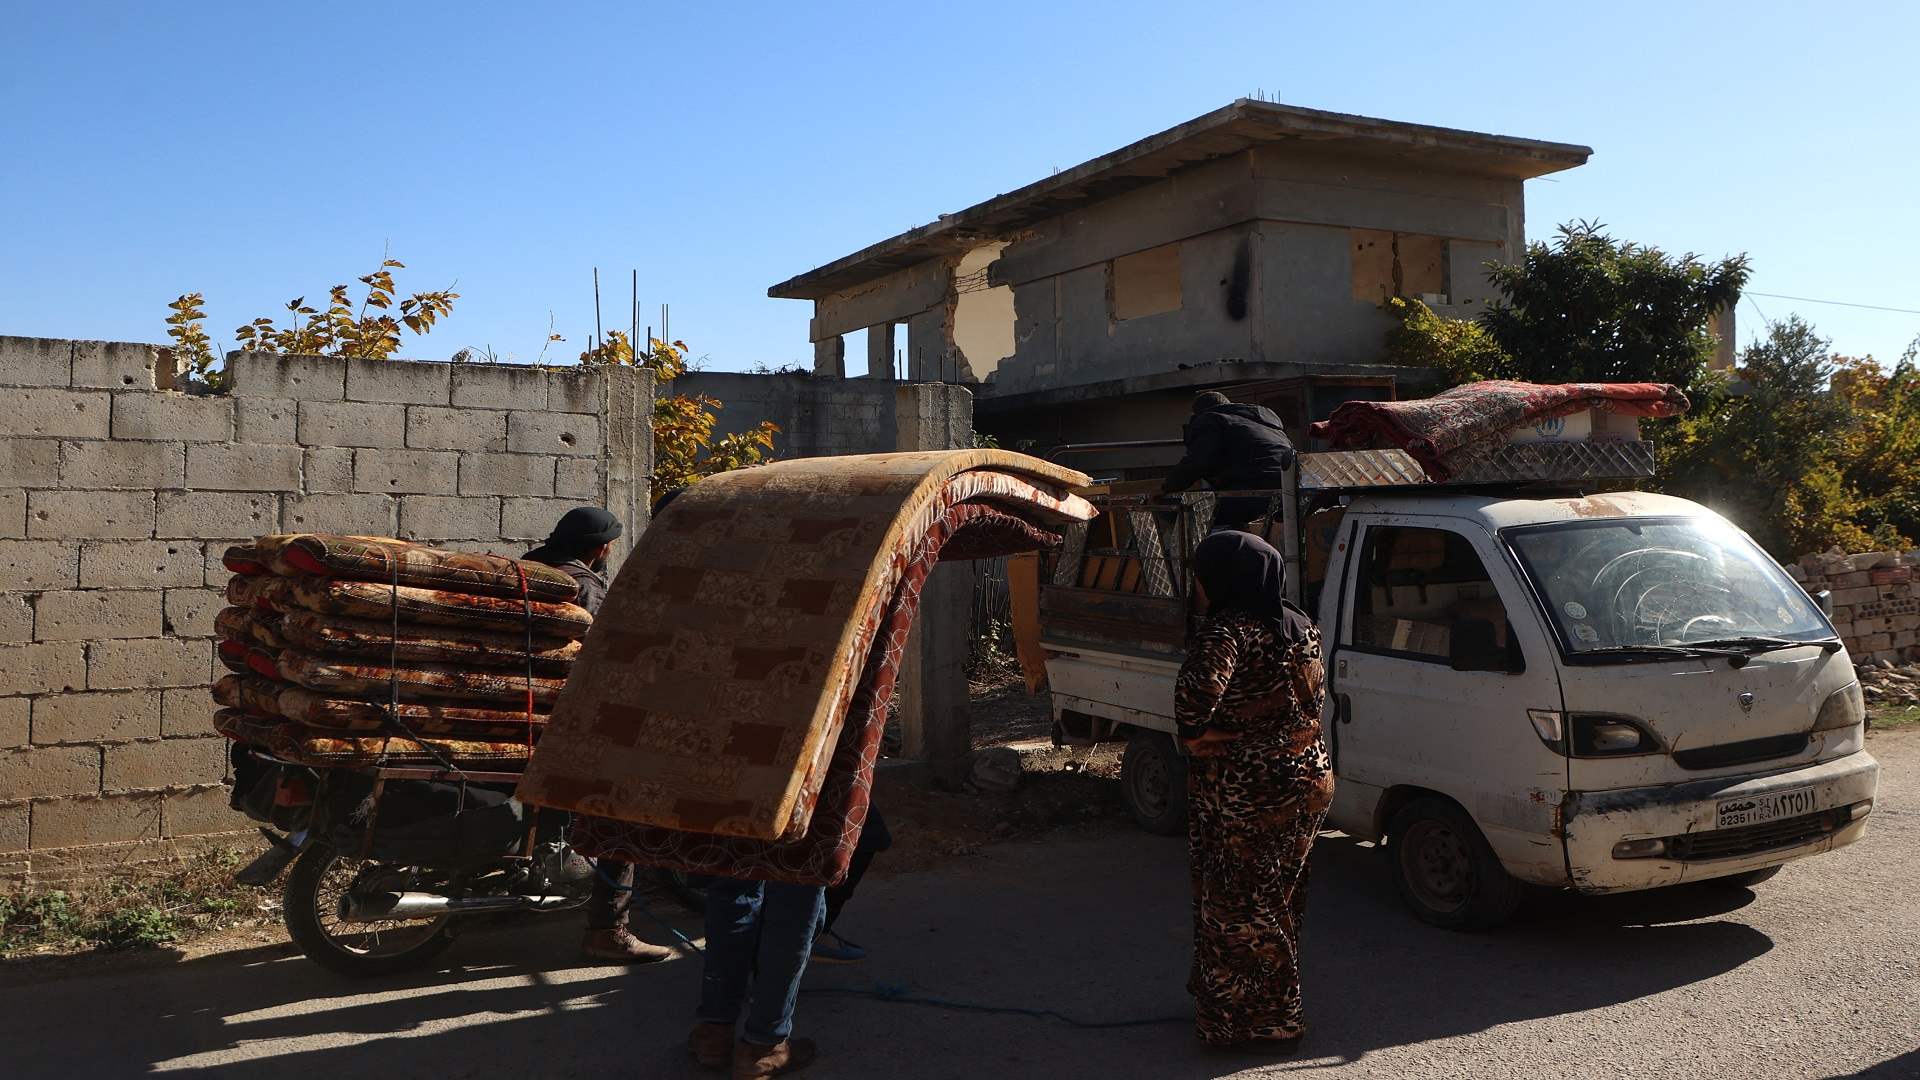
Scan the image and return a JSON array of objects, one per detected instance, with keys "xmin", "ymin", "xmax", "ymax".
[{"xmin": 0, "ymin": 337, "xmax": 651, "ymax": 881}]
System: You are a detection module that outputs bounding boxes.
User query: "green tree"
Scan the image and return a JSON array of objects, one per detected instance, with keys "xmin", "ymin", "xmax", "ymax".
[
  {"xmin": 1481, "ymin": 221, "xmax": 1749, "ymax": 391},
  {"xmin": 1660, "ymin": 317, "xmax": 1861, "ymax": 555}
]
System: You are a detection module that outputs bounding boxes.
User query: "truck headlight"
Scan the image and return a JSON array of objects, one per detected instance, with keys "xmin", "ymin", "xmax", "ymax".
[
  {"xmin": 1812, "ymin": 682, "xmax": 1865, "ymax": 733},
  {"xmin": 1570, "ymin": 714, "xmax": 1660, "ymax": 757},
  {"xmin": 1528, "ymin": 711, "xmax": 1660, "ymax": 756}
]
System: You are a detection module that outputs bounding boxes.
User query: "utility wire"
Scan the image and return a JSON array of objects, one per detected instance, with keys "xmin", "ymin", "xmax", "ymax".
[{"xmin": 1746, "ymin": 292, "xmax": 1920, "ymax": 316}]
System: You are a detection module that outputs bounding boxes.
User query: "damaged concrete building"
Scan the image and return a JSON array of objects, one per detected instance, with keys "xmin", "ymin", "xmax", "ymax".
[{"xmin": 766, "ymin": 100, "xmax": 1591, "ymax": 475}]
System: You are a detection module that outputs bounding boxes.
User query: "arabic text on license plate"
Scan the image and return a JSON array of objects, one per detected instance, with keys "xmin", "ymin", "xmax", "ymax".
[{"xmin": 1717, "ymin": 787, "xmax": 1819, "ymax": 829}]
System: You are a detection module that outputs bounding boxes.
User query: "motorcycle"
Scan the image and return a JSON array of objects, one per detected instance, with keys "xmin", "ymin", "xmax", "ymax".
[{"xmin": 228, "ymin": 744, "xmax": 696, "ymax": 976}]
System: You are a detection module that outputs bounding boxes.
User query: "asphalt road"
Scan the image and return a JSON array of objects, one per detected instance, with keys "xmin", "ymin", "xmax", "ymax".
[{"xmin": 4, "ymin": 731, "xmax": 1916, "ymax": 1079}]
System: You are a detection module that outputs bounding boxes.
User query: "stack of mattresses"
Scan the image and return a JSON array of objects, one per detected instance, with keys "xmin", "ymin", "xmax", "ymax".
[
  {"xmin": 211, "ymin": 534, "xmax": 593, "ymax": 771},
  {"xmin": 518, "ymin": 449, "xmax": 1097, "ymax": 886}
]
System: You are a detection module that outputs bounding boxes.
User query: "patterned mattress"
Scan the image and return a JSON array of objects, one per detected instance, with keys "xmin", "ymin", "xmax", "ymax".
[{"xmin": 516, "ymin": 448, "xmax": 1094, "ymax": 874}]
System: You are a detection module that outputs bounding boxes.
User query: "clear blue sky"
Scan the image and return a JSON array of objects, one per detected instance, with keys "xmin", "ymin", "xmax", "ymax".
[{"xmin": 4, "ymin": 2, "xmax": 1916, "ymax": 371}]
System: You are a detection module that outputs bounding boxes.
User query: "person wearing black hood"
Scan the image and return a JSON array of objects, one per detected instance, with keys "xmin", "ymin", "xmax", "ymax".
[
  {"xmin": 1176, "ymin": 531, "xmax": 1333, "ymax": 1054},
  {"xmin": 526, "ymin": 507, "xmax": 673, "ymax": 965},
  {"xmin": 1161, "ymin": 391, "xmax": 1298, "ymax": 532}
]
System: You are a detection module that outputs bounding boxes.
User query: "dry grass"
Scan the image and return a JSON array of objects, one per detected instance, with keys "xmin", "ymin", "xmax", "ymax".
[{"xmin": 0, "ymin": 846, "xmax": 277, "ymax": 958}]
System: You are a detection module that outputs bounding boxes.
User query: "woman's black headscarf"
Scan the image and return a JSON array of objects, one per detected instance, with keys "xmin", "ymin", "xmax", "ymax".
[
  {"xmin": 1191, "ymin": 530, "xmax": 1314, "ymax": 643},
  {"xmin": 525, "ymin": 506, "xmax": 622, "ymax": 567}
]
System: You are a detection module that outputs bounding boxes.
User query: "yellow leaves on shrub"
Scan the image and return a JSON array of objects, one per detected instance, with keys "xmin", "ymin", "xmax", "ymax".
[{"xmin": 577, "ymin": 331, "xmax": 780, "ymax": 489}]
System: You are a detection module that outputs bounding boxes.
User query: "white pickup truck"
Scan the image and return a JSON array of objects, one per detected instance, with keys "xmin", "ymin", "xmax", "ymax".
[{"xmin": 1020, "ymin": 438, "xmax": 1879, "ymax": 929}]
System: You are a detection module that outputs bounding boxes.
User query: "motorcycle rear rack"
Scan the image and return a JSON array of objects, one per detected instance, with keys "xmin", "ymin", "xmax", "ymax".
[{"xmin": 249, "ymin": 749, "xmax": 537, "ymax": 861}]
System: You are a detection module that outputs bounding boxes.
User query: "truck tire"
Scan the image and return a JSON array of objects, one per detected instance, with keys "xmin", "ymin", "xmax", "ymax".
[
  {"xmin": 1388, "ymin": 797, "xmax": 1523, "ymax": 930},
  {"xmin": 1122, "ymin": 730, "xmax": 1189, "ymax": 836}
]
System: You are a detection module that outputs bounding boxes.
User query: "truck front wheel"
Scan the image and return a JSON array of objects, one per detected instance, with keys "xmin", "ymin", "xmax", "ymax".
[
  {"xmin": 1388, "ymin": 797, "xmax": 1523, "ymax": 930},
  {"xmin": 1122, "ymin": 730, "xmax": 1189, "ymax": 836}
]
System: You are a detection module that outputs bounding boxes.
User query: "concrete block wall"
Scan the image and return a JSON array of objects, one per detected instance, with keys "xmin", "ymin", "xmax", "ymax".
[
  {"xmin": 674, "ymin": 371, "xmax": 900, "ymax": 459},
  {"xmin": 0, "ymin": 337, "xmax": 650, "ymax": 881},
  {"xmin": 1789, "ymin": 549, "xmax": 1920, "ymax": 665}
]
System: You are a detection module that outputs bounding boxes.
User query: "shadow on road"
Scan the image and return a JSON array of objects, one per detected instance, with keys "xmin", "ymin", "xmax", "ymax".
[{"xmin": 0, "ymin": 829, "xmax": 1791, "ymax": 1079}]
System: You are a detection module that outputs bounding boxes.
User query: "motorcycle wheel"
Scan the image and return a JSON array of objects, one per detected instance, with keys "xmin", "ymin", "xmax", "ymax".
[
  {"xmin": 652, "ymin": 868, "xmax": 708, "ymax": 915},
  {"xmin": 284, "ymin": 841, "xmax": 456, "ymax": 977}
]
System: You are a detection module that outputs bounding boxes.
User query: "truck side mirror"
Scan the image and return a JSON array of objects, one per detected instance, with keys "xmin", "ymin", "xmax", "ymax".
[
  {"xmin": 1449, "ymin": 619, "xmax": 1513, "ymax": 673},
  {"xmin": 1815, "ymin": 589, "xmax": 1834, "ymax": 619}
]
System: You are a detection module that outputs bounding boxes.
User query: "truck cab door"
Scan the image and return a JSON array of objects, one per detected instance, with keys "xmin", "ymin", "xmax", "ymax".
[{"xmin": 1328, "ymin": 515, "xmax": 1570, "ymax": 886}]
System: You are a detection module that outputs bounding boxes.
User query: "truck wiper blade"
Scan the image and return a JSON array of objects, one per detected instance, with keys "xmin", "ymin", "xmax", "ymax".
[
  {"xmin": 1576, "ymin": 643, "xmax": 1753, "ymax": 667},
  {"xmin": 1685, "ymin": 635, "xmax": 1842, "ymax": 654}
]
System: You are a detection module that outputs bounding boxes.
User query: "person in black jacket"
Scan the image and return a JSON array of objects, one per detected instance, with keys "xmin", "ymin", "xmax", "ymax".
[{"xmin": 1160, "ymin": 392, "xmax": 1298, "ymax": 532}]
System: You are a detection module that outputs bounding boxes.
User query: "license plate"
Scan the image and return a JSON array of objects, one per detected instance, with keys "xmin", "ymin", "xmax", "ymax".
[{"xmin": 1717, "ymin": 787, "xmax": 1820, "ymax": 829}]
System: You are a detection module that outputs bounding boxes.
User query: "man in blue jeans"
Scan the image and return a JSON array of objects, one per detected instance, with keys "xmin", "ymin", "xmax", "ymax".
[{"xmin": 686, "ymin": 877, "xmax": 826, "ymax": 1077}]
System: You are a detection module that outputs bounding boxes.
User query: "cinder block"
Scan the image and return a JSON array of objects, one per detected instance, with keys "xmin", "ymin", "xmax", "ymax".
[
  {"xmin": 201, "ymin": 543, "xmax": 230, "ymax": 586},
  {"xmin": 227, "ymin": 352, "xmax": 345, "ymax": 401},
  {"xmin": 0, "ymin": 593, "xmax": 32, "ymax": 640},
  {"xmin": 453, "ymin": 364, "xmax": 548, "ymax": 410},
  {"xmin": 0, "ymin": 641, "xmax": 85, "ymax": 695},
  {"xmin": 0, "ymin": 697, "xmax": 27, "ymax": 749},
  {"xmin": 161, "ymin": 688, "xmax": 219, "ymax": 738},
  {"xmin": 31, "ymin": 691, "xmax": 161, "ymax": 745},
  {"xmin": 72, "ymin": 340, "xmax": 176, "ymax": 390},
  {"xmin": 0, "ymin": 389, "xmax": 110, "ymax": 439},
  {"xmin": 0, "ymin": 336, "xmax": 73, "ymax": 387},
  {"xmin": 353, "ymin": 448, "xmax": 459, "ymax": 495},
  {"xmin": 0, "ymin": 801, "xmax": 25, "ymax": 852},
  {"xmin": 185, "ymin": 443, "xmax": 302, "ymax": 491},
  {"xmin": 32, "ymin": 792, "xmax": 163, "ymax": 846},
  {"xmin": 79, "ymin": 540, "xmax": 203, "ymax": 588},
  {"xmin": 297, "ymin": 399, "xmax": 407, "ymax": 448},
  {"xmin": 1833, "ymin": 571, "xmax": 1872, "ymax": 590},
  {"xmin": 1857, "ymin": 632, "xmax": 1892, "ymax": 652},
  {"xmin": 459, "ymin": 452, "xmax": 555, "ymax": 497},
  {"xmin": 162, "ymin": 587, "xmax": 228, "ymax": 638},
  {"xmin": 27, "ymin": 489, "xmax": 155, "ymax": 539},
  {"xmin": 407, "ymin": 405, "xmax": 507, "ymax": 451},
  {"xmin": 163, "ymin": 784, "xmax": 246, "ymax": 837},
  {"xmin": 235, "ymin": 397, "xmax": 297, "ymax": 443},
  {"xmin": 508, "ymin": 411, "xmax": 602, "ymax": 456},
  {"xmin": 556, "ymin": 458, "xmax": 604, "ymax": 499},
  {"xmin": 547, "ymin": 368, "xmax": 605, "ymax": 414},
  {"xmin": 399, "ymin": 495, "xmax": 501, "ymax": 541},
  {"xmin": 88, "ymin": 637, "xmax": 212, "ymax": 690},
  {"xmin": 0, "ymin": 745, "xmax": 99, "ymax": 798},
  {"xmin": 0, "ymin": 440, "xmax": 60, "ymax": 487},
  {"xmin": 34, "ymin": 590, "xmax": 165, "ymax": 641},
  {"xmin": 110, "ymin": 392, "xmax": 234, "ymax": 442},
  {"xmin": 0, "ymin": 490, "xmax": 21, "ymax": 538},
  {"xmin": 304, "ymin": 447, "xmax": 355, "ymax": 493},
  {"xmin": 57, "ymin": 440, "xmax": 186, "ymax": 489},
  {"xmin": 1835, "ymin": 587, "xmax": 1878, "ymax": 607},
  {"xmin": 501, "ymin": 497, "xmax": 580, "ymax": 541},
  {"xmin": 105, "ymin": 737, "xmax": 226, "ymax": 791},
  {"xmin": 156, "ymin": 491, "xmax": 279, "ymax": 539},
  {"xmin": 0, "ymin": 540, "xmax": 79, "ymax": 590},
  {"xmin": 283, "ymin": 492, "xmax": 396, "ymax": 535},
  {"xmin": 346, "ymin": 358, "xmax": 450, "ymax": 405}
]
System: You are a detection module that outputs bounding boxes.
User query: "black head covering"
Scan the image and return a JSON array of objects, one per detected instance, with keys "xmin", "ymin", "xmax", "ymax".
[
  {"xmin": 525, "ymin": 506, "xmax": 622, "ymax": 566},
  {"xmin": 1191, "ymin": 530, "xmax": 1313, "ymax": 642},
  {"xmin": 1192, "ymin": 390, "xmax": 1231, "ymax": 413}
]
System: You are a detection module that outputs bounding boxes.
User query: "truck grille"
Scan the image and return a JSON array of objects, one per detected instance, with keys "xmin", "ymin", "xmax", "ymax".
[
  {"xmin": 1671, "ymin": 732, "xmax": 1809, "ymax": 771},
  {"xmin": 1668, "ymin": 808, "xmax": 1846, "ymax": 861}
]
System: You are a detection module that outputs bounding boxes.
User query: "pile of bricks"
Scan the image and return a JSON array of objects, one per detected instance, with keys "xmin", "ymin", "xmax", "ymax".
[{"xmin": 1786, "ymin": 548, "xmax": 1920, "ymax": 665}]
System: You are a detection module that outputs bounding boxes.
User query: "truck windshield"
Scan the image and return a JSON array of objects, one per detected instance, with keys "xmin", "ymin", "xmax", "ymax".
[{"xmin": 1507, "ymin": 517, "xmax": 1832, "ymax": 656}]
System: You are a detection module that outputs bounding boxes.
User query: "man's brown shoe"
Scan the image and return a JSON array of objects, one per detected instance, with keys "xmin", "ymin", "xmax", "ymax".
[
  {"xmin": 688, "ymin": 1023, "xmax": 732, "ymax": 1070},
  {"xmin": 580, "ymin": 926, "xmax": 673, "ymax": 964},
  {"xmin": 733, "ymin": 1036, "xmax": 817, "ymax": 1078}
]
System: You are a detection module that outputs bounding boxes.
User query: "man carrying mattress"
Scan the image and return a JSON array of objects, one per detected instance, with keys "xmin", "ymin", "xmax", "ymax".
[{"xmin": 527, "ymin": 507, "xmax": 676, "ymax": 965}]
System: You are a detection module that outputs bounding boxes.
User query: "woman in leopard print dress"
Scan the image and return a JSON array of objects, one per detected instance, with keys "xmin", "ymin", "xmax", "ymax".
[{"xmin": 1176, "ymin": 530, "xmax": 1335, "ymax": 1051}]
